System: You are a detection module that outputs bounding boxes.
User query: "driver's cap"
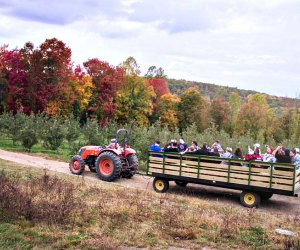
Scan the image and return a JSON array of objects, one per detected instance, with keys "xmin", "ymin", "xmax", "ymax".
[{"xmin": 111, "ymin": 138, "xmax": 117, "ymax": 143}]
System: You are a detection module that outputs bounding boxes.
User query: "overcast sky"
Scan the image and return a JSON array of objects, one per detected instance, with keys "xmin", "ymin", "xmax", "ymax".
[{"xmin": 0, "ymin": 0, "xmax": 299, "ymax": 97}]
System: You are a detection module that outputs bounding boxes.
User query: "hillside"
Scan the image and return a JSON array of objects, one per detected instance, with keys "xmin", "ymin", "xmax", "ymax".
[{"xmin": 167, "ymin": 79, "xmax": 298, "ymax": 109}]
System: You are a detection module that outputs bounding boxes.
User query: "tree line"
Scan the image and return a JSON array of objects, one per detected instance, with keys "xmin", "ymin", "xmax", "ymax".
[{"xmin": 1, "ymin": 38, "xmax": 300, "ymax": 148}]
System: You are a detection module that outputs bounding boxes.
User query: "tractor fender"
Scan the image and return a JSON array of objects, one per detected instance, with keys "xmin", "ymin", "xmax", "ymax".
[
  {"xmin": 99, "ymin": 148, "xmax": 122, "ymax": 156},
  {"xmin": 124, "ymin": 148, "xmax": 136, "ymax": 157}
]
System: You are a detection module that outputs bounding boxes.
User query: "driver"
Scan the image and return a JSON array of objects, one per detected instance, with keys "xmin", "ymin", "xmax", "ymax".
[{"xmin": 107, "ymin": 138, "xmax": 120, "ymax": 149}]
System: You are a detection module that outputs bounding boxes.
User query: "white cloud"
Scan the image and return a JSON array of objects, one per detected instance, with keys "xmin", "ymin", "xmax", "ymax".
[{"xmin": 0, "ymin": 0, "xmax": 300, "ymax": 97}]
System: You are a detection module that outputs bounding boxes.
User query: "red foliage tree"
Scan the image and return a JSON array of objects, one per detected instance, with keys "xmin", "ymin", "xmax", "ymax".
[
  {"xmin": 83, "ymin": 58, "xmax": 125, "ymax": 125},
  {"xmin": 148, "ymin": 78, "xmax": 170, "ymax": 98}
]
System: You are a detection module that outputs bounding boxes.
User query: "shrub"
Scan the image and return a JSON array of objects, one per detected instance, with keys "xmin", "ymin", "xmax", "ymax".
[
  {"xmin": 19, "ymin": 114, "xmax": 39, "ymax": 151},
  {"xmin": 39, "ymin": 117, "xmax": 66, "ymax": 150}
]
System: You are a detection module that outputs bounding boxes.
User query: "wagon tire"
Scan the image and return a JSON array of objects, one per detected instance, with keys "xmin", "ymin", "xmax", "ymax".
[
  {"xmin": 153, "ymin": 177, "xmax": 169, "ymax": 193},
  {"xmin": 240, "ymin": 191, "xmax": 261, "ymax": 208}
]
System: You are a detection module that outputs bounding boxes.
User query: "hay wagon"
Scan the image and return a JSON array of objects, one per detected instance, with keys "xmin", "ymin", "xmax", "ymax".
[{"xmin": 146, "ymin": 151, "xmax": 300, "ymax": 208}]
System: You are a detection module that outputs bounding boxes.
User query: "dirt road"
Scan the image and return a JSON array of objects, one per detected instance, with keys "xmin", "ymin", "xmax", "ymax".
[{"xmin": 0, "ymin": 148, "xmax": 299, "ymax": 215}]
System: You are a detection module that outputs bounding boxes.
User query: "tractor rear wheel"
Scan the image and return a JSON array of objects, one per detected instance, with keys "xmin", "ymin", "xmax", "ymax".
[
  {"xmin": 69, "ymin": 155, "xmax": 85, "ymax": 175},
  {"xmin": 122, "ymin": 154, "xmax": 139, "ymax": 179},
  {"xmin": 95, "ymin": 151, "xmax": 122, "ymax": 182}
]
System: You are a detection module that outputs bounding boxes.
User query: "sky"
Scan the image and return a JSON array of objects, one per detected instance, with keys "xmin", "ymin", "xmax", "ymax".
[{"xmin": 0, "ymin": 0, "xmax": 300, "ymax": 98}]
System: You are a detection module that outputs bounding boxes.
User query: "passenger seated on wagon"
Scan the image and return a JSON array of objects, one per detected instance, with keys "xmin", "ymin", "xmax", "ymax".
[
  {"xmin": 164, "ymin": 140, "xmax": 179, "ymax": 158},
  {"xmin": 231, "ymin": 148, "xmax": 244, "ymax": 166},
  {"xmin": 272, "ymin": 146, "xmax": 292, "ymax": 164},
  {"xmin": 272, "ymin": 146, "xmax": 293, "ymax": 171},
  {"xmin": 150, "ymin": 140, "xmax": 162, "ymax": 157},
  {"xmin": 191, "ymin": 141, "xmax": 199, "ymax": 150},
  {"xmin": 210, "ymin": 146, "xmax": 220, "ymax": 157},
  {"xmin": 245, "ymin": 146, "xmax": 263, "ymax": 161},
  {"xmin": 262, "ymin": 145, "xmax": 276, "ymax": 163},
  {"xmin": 211, "ymin": 140, "xmax": 224, "ymax": 153},
  {"xmin": 292, "ymin": 148, "xmax": 300, "ymax": 170},
  {"xmin": 178, "ymin": 138, "xmax": 188, "ymax": 153},
  {"xmin": 220, "ymin": 147, "xmax": 233, "ymax": 165},
  {"xmin": 209, "ymin": 146, "xmax": 222, "ymax": 164},
  {"xmin": 197, "ymin": 143, "xmax": 210, "ymax": 155}
]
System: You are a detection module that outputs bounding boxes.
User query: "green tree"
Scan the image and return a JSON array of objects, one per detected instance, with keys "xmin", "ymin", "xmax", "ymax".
[
  {"xmin": 19, "ymin": 114, "xmax": 39, "ymax": 151},
  {"xmin": 235, "ymin": 94, "xmax": 269, "ymax": 141},
  {"xmin": 114, "ymin": 75, "xmax": 156, "ymax": 126},
  {"xmin": 39, "ymin": 117, "xmax": 66, "ymax": 150},
  {"xmin": 177, "ymin": 87, "xmax": 210, "ymax": 133},
  {"xmin": 228, "ymin": 92, "xmax": 241, "ymax": 136}
]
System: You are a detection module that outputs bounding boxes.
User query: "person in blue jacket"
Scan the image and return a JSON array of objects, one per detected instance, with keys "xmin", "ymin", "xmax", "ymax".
[{"xmin": 150, "ymin": 140, "xmax": 162, "ymax": 157}]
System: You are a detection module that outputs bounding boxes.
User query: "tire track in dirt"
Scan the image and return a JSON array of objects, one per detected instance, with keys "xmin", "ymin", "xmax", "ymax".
[{"xmin": 0, "ymin": 148, "xmax": 299, "ymax": 215}]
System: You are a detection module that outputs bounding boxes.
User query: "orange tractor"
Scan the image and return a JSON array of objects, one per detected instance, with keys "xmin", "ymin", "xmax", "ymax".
[{"xmin": 69, "ymin": 129, "xmax": 138, "ymax": 181}]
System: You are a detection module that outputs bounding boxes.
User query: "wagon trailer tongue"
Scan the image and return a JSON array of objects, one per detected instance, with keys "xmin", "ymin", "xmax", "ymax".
[
  {"xmin": 147, "ymin": 151, "xmax": 300, "ymax": 208},
  {"xmin": 69, "ymin": 129, "xmax": 138, "ymax": 182}
]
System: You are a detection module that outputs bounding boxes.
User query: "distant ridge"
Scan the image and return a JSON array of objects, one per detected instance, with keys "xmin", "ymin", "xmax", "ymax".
[{"xmin": 167, "ymin": 78, "xmax": 298, "ymax": 109}]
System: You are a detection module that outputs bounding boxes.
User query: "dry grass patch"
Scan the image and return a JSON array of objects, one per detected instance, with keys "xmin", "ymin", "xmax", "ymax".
[{"xmin": 0, "ymin": 160, "xmax": 299, "ymax": 249}]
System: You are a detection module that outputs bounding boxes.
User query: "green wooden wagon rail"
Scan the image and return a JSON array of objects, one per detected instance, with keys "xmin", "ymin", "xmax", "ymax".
[{"xmin": 146, "ymin": 151, "xmax": 300, "ymax": 208}]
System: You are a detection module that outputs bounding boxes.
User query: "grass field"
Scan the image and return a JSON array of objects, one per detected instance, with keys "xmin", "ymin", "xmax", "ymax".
[{"xmin": 0, "ymin": 159, "xmax": 300, "ymax": 249}]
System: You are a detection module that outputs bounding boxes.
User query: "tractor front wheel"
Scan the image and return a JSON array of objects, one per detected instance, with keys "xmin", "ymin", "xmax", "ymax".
[
  {"xmin": 69, "ymin": 155, "xmax": 85, "ymax": 175},
  {"xmin": 95, "ymin": 151, "xmax": 122, "ymax": 182}
]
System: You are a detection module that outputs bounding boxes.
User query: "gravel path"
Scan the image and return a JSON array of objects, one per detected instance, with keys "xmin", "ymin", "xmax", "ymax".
[{"xmin": 0, "ymin": 148, "xmax": 299, "ymax": 215}]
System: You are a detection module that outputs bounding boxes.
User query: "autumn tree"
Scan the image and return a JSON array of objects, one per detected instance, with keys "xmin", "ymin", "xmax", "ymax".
[
  {"xmin": 83, "ymin": 58, "xmax": 124, "ymax": 124},
  {"xmin": 114, "ymin": 75, "xmax": 156, "ymax": 126},
  {"xmin": 235, "ymin": 94, "xmax": 269, "ymax": 141},
  {"xmin": 177, "ymin": 87, "xmax": 210, "ymax": 133},
  {"xmin": 156, "ymin": 93, "xmax": 180, "ymax": 131},
  {"xmin": 3, "ymin": 39, "xmax": 74, "ymax": 115},
  {"xmin": 228, "ymin": 92, "xmax": 241, "ymax": 135},
  {"xmin": 148, "ymin": 78, "xmax": 170, "ymax": 98},
  {"xmin": 71, "ymin": 65, "xmax": 94, "ymax": 117},
  {"xmin": 210, "ymin": 98, "xmax": 231, "ymax": 131},
  {"xmin": 39, "ymin": 38, "xmax": 74, "ymax": 116},
  {"xmin": 120, "ymin": 56, "xmax": 141, "ymax": 76},
  {"xmin": 2, "ymin": 48, "xmax": 29, "ymax": 113},
  {"xmin": 144, "ymin": 66, "xmax": 167, "ymax": 79},
  {"xmin": 0, "ymin": 45, "xmax": 9, "ymax": 113}
]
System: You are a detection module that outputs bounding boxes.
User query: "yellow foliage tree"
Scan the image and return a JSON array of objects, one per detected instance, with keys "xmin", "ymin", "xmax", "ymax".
[
  {"xmin": 156, "ymin": 93, "xmax": 180, "ymax": 131},
  {"xmin": 114, "ymin": 75, "xmax": 156, "ymax": 126},
  {"xmin": 73, "ymin": 74, "xmax": 94, "ymax": 111}
]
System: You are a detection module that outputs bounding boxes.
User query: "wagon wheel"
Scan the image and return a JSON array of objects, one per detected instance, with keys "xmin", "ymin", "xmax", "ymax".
[
  {"xmin": 153, "ymin": 177, "xmax": 169, "ymax": 193},
  {"xmin": 240, "ymin": 191, "xmax": 261, "ymax": 208}
]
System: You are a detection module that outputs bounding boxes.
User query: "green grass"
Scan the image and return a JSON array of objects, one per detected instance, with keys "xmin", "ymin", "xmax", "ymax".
[
  {"xmin": 0, "ymin": 136, "xmax": 72, "ymax": 162},
  {"xmin": 0, "ymin": 159, "xmax": 300, "ymax": 249}
]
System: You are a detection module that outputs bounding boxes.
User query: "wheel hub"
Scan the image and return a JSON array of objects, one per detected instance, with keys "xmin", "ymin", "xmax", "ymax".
[{"xmin": 244, "ymin": 193, "xmax": 255, "ymax": 206}]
